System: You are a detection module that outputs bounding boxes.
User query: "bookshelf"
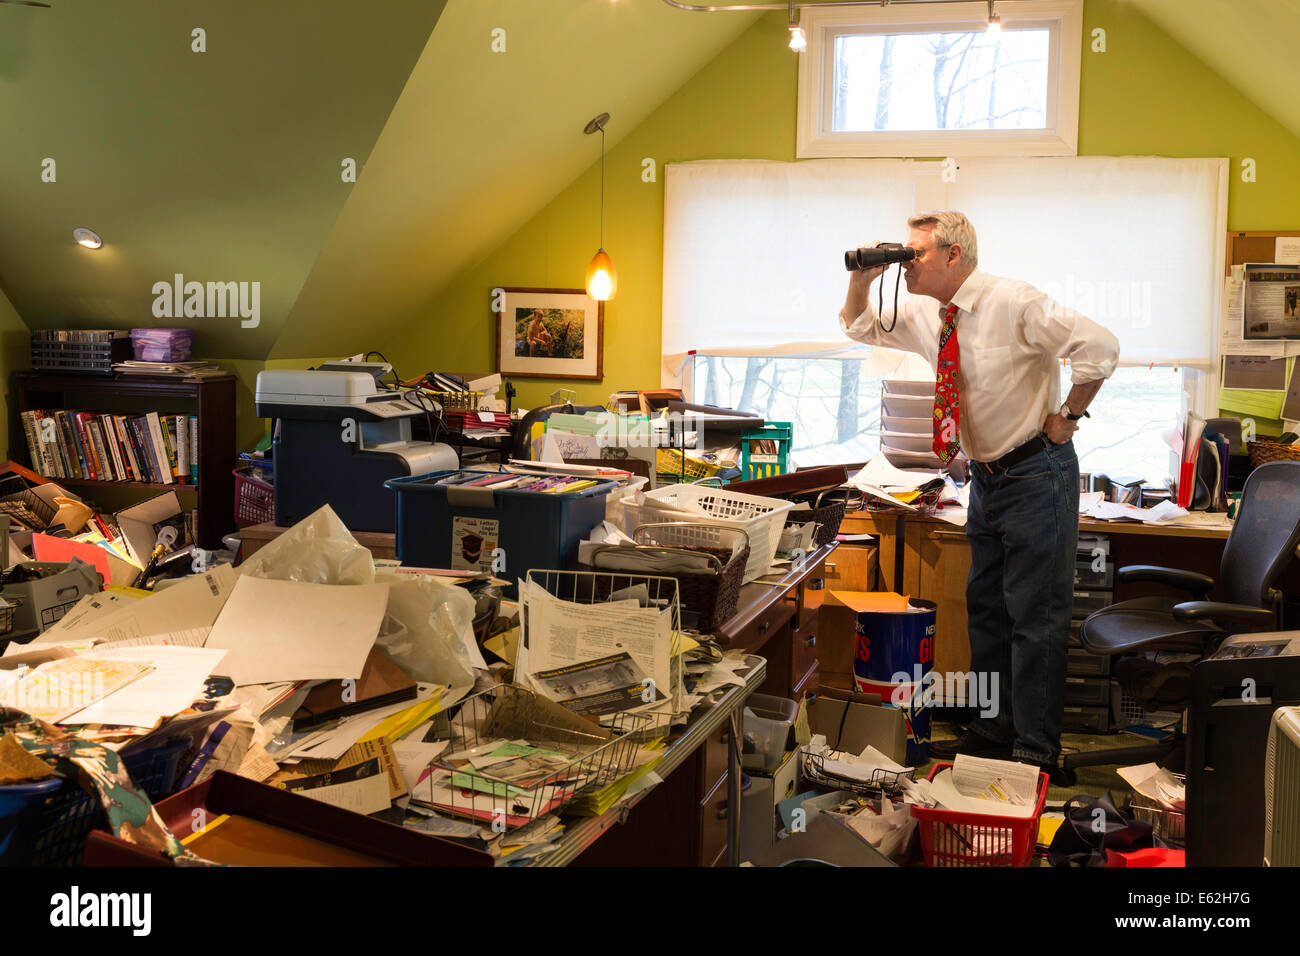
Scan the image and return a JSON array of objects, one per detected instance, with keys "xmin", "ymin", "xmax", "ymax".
[{"xmin": 13, "ymin": 371, "xmax": 236, "ymax": 549}]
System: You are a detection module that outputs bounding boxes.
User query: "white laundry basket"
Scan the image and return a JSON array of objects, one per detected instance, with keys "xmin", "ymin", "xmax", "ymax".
[{"xmin": 619, "ymin": 483, "xmax": 794, "ymax": 583}]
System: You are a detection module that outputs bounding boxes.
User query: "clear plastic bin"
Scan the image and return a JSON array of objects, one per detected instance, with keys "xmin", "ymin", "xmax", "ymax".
[{"xmin": 742, "ymin": 693, "xmax": 798, "ymax": 773}]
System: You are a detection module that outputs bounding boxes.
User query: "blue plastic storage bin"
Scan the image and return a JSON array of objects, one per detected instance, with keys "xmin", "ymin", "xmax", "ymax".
[
  {"xmin": 26, "ymin": 736, "xmax": 189, "ymax": 867},
  {"xmin": 0, "ymin": 777, "xmax": 63, "ymax": 867},
  {"xmin": 386, "ymin": 471, "xmax": 618, "ymax": 594}
]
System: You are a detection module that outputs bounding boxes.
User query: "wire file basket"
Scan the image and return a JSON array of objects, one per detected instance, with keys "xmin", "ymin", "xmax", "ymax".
[
  {"xmin": 801, "ymin": 750, "xmax": 917, "ymax": 801},
  {"xmin": 520, "ymin": 568, "xmax": 685, "ymax": 724},
  {"xmin": 413, "ymin": 683, "xmax": 651, "ymax": 831}
]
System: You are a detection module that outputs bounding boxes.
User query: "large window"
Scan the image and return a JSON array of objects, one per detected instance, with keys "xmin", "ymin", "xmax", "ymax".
[
  {"xmin": 797, "ymin": 1, "xmax": 1082, "ymax": 157},
  {"xmin": 664, "ymin": 156, "xmax": 1227, "ymax": 487},
  {"xmin": 690, "ymin": 354, "xmax": 1185, "ymax": 487}
]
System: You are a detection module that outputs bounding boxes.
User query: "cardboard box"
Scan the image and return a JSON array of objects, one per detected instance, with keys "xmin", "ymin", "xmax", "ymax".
[
  {"xmin": 115, "ymin": 490, "xmax": 184, "ymax": 568},
  {"xmin": 6, "ymin": 561, "xmax": 103, "ymax": 634},
  {"xmin": 807, "ymin": 687, "xmax": 908, "ymax": 766}
]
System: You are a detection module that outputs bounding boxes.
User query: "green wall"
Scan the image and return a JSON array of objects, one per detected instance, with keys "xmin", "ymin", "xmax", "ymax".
[
  {"xmin": 0, "ymin": 287, "xmax": 29, "ymax": 458},
  {"xmin": 378, "ymin": 0, "xmax": 1300, "ymax": 411}
]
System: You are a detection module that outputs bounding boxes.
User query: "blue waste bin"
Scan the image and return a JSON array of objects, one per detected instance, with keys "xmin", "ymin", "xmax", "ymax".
[{"xmin": 852, "ymin": 598, "xmax": 937, "ymax": 765}]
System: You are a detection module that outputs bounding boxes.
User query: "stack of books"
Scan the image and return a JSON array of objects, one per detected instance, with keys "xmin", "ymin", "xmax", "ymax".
[{"xmin": 20, "ymin": 409, "xmax": 199, "ymax": 485}]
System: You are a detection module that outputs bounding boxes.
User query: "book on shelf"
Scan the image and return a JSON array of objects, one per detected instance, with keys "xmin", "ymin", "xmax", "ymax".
[{"xmin": 20, "ymin": 408, "xmax": 197, "ymax": 486}]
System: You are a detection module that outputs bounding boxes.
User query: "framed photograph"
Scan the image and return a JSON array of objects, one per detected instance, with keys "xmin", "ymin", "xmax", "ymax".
[{"xmin": 495, "ymin": 287, "xmax": 604, "ymax": 380}]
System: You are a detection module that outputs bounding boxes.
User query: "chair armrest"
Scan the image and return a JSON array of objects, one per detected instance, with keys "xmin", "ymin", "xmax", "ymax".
[
  {"xmin": 1171, "ymin": 601, "xmax": 1275, "ymax": 627},
  {"xmin": 1116, "ymin": 565, "xmax": 1215, "ymax": 595}
]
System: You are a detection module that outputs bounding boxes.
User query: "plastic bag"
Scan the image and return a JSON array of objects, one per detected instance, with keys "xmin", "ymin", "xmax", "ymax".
[
  {"xmin": 237, "ymin": 505, "xmax": 374, "ymax": 586},
  {"xmin": 237, "ymin": 505, "xmax": 485, "ymax": 703},
  {"xmin": 373, "ymin": 571, "xmax": 482, "ymax": 699}
]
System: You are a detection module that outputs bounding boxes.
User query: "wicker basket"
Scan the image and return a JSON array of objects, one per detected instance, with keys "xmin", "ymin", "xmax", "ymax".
[
  {"xmin": 1248, "ymin": 440, "xmax": 1300, "ymax": 468},
  {"xmin": 785, "ymin": 497, "xmax": 847, "ymax": 547},
  {"xmin": 624, "ymin": 524, "xmax": 749, "ymax": 635}
]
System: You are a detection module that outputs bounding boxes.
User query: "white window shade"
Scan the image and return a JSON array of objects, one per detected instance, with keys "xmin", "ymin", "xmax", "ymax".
[
  {"xmin": 661, "ymin": 159, "xmax": 914, "ymax": 384},
  {"xmin": 941, "ymin": 156, "xmax": 1227, "ymax": 367},
  {"xmin": 662, "ymin": 156, "xmax": 1227, "ymax": 381}
]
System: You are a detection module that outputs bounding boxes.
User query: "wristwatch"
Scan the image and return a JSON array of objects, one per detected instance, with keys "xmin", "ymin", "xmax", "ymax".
[{"xmin": 1059, "ymin": 402, "xmax": 1089, "ymax": 421}]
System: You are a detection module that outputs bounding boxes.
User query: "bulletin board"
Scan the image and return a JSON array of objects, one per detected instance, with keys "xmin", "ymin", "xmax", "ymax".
[
  {"xmin": 1219, "ymin": 231, "xmax": 1300, "ymax": 426},
  {"xmin": 1226, "ymin": 231, "xmax": 1300, "ymax": 273}
]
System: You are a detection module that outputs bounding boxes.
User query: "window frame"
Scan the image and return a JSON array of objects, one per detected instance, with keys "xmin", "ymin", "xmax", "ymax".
[{"xmin": 796, "ymin": 0, "xmax": 1083, "ymax": 158}]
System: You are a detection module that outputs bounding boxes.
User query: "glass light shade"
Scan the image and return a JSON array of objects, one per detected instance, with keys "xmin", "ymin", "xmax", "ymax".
[
  {"xmin": 789, "ymin": 26, "xmax": 807, "ymax": 51},
  {"xmin": 586, "ymin": 249, "xmax": 617, "ymax": 301}
]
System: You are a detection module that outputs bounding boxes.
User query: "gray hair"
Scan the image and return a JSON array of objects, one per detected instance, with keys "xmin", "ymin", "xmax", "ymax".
[{"xmin": 907, "ymin": 210, "xmax": 978, "ymax": 268}]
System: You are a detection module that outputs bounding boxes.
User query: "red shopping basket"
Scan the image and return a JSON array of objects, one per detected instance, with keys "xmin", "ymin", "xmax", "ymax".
[
  {"xmin": 911, "ymin": 761, "xmax": 1050, "ymax": 867},
  {"xmin": 232, "ymin": 466, "xmax": 274, "ymax": 526}
]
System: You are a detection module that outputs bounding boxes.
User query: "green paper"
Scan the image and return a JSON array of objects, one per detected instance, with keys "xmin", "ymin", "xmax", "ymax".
[{"xmin": 1218, "ymin": 388, "xmax": 1285, "ymax": 420}]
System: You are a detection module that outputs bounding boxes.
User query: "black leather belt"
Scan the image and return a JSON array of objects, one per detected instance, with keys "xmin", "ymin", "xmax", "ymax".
[{"xmin": 973, "ymin": 433, "xmax": 1051, "ymax": 476}]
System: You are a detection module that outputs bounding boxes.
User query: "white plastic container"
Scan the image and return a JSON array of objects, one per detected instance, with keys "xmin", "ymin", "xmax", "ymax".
[
  {"xmin": 882, "ymin": 415, "xmax": 933, "ymax": 434},
  {"xmin": 620, "ymin": 484, "xmax": 794, "ymax": 584},
  {"xmin": 881, "ymin": 393, "xmax": 934, "ymax": 419},
  {"xmin": 604, "ymin": 476, "xmax": 648, "ymax": 528},
  {"xmin": 882, "ymin": 380, "xmax": 936, "ymax": 398},
  {"xmin": 742, "ymin": 693, "xmax": 798, "ymax": 773}
]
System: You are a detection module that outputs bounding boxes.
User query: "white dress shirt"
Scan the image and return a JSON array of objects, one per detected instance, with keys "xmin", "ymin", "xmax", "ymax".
[{"xmin": 841, "ymin": 269, "xmax": 1121, "ymax": 462}]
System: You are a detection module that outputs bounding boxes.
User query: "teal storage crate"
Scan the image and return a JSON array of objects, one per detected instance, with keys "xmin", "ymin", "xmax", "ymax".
[
  {"xmin": 386, "ymin": 471, "xmax": 618, "ymax": 595},
  {"xmin": 739, "ymin": 423, "xmax": 792, "ymax": 481}
]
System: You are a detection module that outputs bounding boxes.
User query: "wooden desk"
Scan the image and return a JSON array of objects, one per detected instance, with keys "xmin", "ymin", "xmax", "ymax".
[
  {"xmin": 238, "ymin": 522, "xmax": 397, "ymax": 561},
  {"xmin": 563, "ymin": 543, "xmax": 836, "ymax": 866},
  {"xmin": 820, "ymin": 510, "xmax": 1237, "ymax": 694},
  {"xmin": 541, "ymin": 656, "xmax": 766, "ymax": 867}
]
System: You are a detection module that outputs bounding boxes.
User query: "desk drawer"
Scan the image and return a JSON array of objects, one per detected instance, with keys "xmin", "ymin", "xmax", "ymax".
[
  {"xmin": 1062, "ymin": 703, "xmax": 1111, "ymax": 733},
  {"xmin": 791, "ymin": 606, "xmax": 819, "ymax": 694},
  {"xmin": 1063, "ymin": 675, "xmax": 1111, "ymax": 706},
  {"xmin": 699, "ymin": 773, "xmax": 730, "ymax": 868},
  {"xmin": 1071, "ymin": 589, "xmax": 1113, "ymax": 619},
  {"xmin": 820, "ymin": 546, "xmax": 877, "ymax": 594},
  {"xmin": 700, "ymin": 720, "xmax": 731, "ymax": 795},
  {"xmin": 1067, "ymin": 647, "xmax": 1109, "ymax": 677},
  {"xmin": 1074, "ymin": 558, "xmax": 1115, "ymax": 589}
]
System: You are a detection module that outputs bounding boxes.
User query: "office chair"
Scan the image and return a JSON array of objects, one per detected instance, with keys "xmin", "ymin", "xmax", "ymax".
[
  {"xmin": 1059, "ymin": 460, "xmax": 1300, "ymax": 785},
  {"xmin": 507, "ymin": 403, "xmax": 606, "ymax": 461}
]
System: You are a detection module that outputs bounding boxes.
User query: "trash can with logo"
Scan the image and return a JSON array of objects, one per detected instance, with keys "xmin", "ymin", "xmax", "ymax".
[{"xmin": 846, "ymin": 596, "xmax": 937, "ymax": 765}]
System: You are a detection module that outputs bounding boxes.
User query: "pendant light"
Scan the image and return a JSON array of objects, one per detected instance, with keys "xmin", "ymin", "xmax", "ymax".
[{"xmin": 584, "ymin": 112, "xmax": 617, "ymax": 301}]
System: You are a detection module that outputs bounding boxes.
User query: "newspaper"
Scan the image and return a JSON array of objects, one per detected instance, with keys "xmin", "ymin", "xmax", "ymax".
[
  {"xmin": 1243, "ymin": 263, "xmax": 1300, "ymax": 340},
  {"xmin": 532, "ymin": 652, "xmax": 656, "ymax": 716},
  {"xmin": 518, "ymin": 580, "xmax": 671, "ymax": 707}
]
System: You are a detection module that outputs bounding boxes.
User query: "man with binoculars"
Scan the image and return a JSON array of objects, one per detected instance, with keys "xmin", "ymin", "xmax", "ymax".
[{"xmin": 840, "ymin": 211, "xmax": 1120, "ymax": 779}]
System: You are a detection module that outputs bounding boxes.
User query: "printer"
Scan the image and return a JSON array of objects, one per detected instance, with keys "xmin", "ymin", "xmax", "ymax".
[{"xmin": 255, "ymin": 363, "xmax": 457, "ymax": 532}]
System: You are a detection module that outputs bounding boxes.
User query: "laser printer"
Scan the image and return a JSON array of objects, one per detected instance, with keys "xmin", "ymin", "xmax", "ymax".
[{"xmin": 255, "ymin": 363, "xmax": 457, "ymax": 532}]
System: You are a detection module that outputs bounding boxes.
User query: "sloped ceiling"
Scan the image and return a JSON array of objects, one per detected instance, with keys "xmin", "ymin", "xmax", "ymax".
[
  {"xmin": 0, "ymin": 0, "xmax": 448, "ymax": 359},
  {"xmin": 1139, "ymin": 0, "xmax": 1300, "ymax": 142},
  {"xmin": 268, "ymin": 0, "xmax": 762, "ymax": 359}
]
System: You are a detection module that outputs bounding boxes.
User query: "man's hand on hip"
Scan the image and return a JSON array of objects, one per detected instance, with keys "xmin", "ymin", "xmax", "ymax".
[{"xmin": 1044, "ymin": 413, "xmax": 1078, "ymax": 444}]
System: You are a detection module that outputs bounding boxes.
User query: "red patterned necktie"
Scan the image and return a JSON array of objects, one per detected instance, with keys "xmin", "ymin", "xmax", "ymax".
[{"xmin": 933, "ymin": 304, "xmax": 961, "ymax": 463}]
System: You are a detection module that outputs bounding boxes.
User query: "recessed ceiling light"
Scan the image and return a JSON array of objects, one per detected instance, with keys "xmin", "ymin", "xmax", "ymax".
[{"xmin": 73, "ymin": 227, "xmax": 102, "ymax": 249}]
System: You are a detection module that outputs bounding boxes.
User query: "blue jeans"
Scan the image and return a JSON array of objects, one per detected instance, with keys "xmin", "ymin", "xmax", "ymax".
[{"xmin": 965, "ymin": 437, "xmax": 1079, "ymax": 763}]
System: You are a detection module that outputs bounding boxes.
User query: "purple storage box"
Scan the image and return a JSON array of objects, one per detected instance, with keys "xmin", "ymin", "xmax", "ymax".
[{"xmin": 130, "ymin": 328, "xmax": 194, "ymax": 362}]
